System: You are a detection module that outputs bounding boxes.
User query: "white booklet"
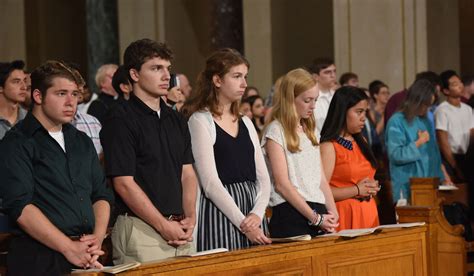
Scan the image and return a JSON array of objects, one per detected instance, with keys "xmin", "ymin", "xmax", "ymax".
[
  {"xmin": 271, "ymin": 234, "xmax": 312, "ymax": 243},
  {"xmin": 179, "ymin": 247, "xmax": 229, "ymax": 257},
  {"xmin": 71, "ymin": 261, "xmax": 141, "ymax": 274},
  {"xmin": 318, "ymin": 222, "xmax": 426, "ymax": 238},
  {"xmin": 439, "ymin": 185, "xmax": 459, "ymax": 191}
]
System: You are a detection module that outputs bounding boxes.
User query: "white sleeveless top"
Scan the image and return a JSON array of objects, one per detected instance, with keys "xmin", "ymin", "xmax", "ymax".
[{"xmin": 261, "ymin": 120, "xmax": 326, "ymax": 207}]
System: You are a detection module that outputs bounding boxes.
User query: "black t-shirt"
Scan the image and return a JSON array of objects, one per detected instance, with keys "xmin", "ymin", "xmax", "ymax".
[{"xmin": 100, "ymin": 94, "xmax": 194, "ymax": 216}]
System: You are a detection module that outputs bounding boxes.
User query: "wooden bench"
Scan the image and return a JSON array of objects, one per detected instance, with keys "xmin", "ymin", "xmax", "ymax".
[
  {"xmin": 73, "ymin": 227, "xmax": 428, "ymax": 276},
  {"xmin": 397, "ymin": 177, "xmax": 468, "ymax": 276}
]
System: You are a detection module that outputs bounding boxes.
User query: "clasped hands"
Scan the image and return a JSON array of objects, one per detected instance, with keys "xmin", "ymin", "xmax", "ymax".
[
  {"xmin": 317, "ymin": 211, "xmax": 339, "ymax": 233},
  {"xmin": 240, "ymin": 213, "xmax": 272, "ymax": 245},
  {"xmin": 158, "ymin": 216, "xmax": 196, "ymax": 247},
  {"xmin": 63, "ymin": 234, "xmax": 105, "ymax": 270},
  {"xmin": 355, "ymin": 177, "xmax": 381, "ymax": 199}
]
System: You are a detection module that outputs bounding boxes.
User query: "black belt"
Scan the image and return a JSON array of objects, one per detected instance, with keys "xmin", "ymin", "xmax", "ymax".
[
  {"xmin": 166, "ymin": 214, "xmax": 185, "ymax": 222},
  {"xmin": 14, "ymin": 233, "xmax": 86, "ymax": 241},
  {"xmin": 68, "ymin": 235, "xmax": 82, "ymax": 241}
]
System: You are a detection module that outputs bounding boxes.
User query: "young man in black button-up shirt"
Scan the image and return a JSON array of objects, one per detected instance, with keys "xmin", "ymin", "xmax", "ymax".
[
  {"xmin": 100, "ymin": 39, "xmax": 198, "ymax": 264},
  {"xmin": 0, "ymin": 61, "xmax": 114, "ymax": 275}
]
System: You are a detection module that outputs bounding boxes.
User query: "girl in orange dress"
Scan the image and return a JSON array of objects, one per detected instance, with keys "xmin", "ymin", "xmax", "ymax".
[{"xmin": 320, "ymin": 86, "xmax": 380, "ymax": 231}]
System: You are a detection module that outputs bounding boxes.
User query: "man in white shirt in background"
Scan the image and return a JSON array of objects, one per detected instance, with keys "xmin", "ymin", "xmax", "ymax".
[
  {"xmin": 436, "ymin": 70, "xmax": 474, "ymax": 180},
  {"xmin": 307, "ymin": 58, "xmax": 337, "ymax": 136},
  {"xmin": 435, "ymin": 69, "xmax": 474, "ymax": 218}
]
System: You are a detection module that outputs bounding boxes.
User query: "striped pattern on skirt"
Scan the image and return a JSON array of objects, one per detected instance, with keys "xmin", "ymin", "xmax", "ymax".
[{"xmin": 197, "ymin": 180, "xmax": 268, "ymax": 251}]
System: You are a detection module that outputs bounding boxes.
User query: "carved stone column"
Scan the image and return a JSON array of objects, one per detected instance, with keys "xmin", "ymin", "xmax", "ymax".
[
  {"xmin": 85, "ymin": 0, "xmax": 120, "ymax": 93},
  {"xmin": 210, "ymin": 0, "xmax": 243, "ymax": 53}
]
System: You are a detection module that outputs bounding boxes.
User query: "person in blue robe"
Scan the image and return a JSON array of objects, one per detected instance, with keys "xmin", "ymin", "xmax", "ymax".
[{"xmin": 386, "ymin": 79, "xmax": 445, "ymax": 203}]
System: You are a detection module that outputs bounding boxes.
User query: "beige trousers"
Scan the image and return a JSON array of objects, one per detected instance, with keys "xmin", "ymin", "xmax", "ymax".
[{"xmin": 111, "ymin": 214, "xmax": 195, "ymax": 264}]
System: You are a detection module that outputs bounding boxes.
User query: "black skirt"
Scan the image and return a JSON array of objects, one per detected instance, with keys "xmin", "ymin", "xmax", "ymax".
[{"xmin": 269, "ymin": 201, "xmax": 328, "ymax": 238}]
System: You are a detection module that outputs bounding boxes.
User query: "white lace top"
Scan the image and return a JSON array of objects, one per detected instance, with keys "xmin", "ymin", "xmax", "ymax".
[{"xmin": 261, "ymin": 120, "xmax": 326, "ymax": 207}]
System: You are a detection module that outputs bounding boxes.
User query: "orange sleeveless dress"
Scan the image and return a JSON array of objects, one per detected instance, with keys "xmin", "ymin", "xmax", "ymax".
[{"xmin": 330, "ymin": 141, "xmax": 379, "ymax": 231}]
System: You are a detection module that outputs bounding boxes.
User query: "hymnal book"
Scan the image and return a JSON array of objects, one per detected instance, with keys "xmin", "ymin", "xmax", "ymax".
[
  {"xmin": 271, "ymin": 234, "xmax": 312, "ymax": 243},
  {"xmin": 71, "ymin": 261, "xmax": 141, "ymax": 274},
  {"xmin": 318, "ymin": 222, "xmax": 426, "ymax": 238}
]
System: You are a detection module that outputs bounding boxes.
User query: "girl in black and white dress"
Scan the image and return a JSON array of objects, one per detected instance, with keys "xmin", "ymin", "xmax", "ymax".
[{"xmin": 182, "ymin": 48, "xmax": 271, "ymax": 251}]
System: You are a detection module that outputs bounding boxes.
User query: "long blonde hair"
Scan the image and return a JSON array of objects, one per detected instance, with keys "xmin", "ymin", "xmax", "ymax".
[{"xmin": 268, "ymin": 68, "xmax": 318, "ymax": 153}]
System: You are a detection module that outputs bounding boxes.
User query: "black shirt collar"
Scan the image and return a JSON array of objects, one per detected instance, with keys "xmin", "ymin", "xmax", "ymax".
[
  {"xmin": 129, "ymin": 94, "xmax": 171, "ymax": 119},
  {"xmin": 21, "ymin": 112, "xmax": 72, "ymax": 137}
]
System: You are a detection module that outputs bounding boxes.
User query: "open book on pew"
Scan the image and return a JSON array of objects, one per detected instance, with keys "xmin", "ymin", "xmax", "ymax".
[
  {"xmin": 178, "ymin": 247, "xmax": 229, "ymax": 257},
  {"xmin": 318, "ymin": 222, "xmax": 426, "ymax": 238},
  {"xmin": 271, "ymin": 234, "xmax": 312, "ymax": 243},
  {"xmin": 71, "ymin": 261, "xmax": 141, "ymax": 274}
]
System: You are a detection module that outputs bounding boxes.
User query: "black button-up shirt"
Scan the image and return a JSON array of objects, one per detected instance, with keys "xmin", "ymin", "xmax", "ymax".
[
  {"xmin": 0, "ymin": 113, "xmax": 114, "ymax": 236},
  {"xmin": 100, "ymin": 95, "xmax": 193, "ymax": 216}
]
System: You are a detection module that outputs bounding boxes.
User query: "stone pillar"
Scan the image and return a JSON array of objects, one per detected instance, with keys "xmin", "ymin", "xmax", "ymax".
[
  {"xmin": 210, "ymin": 0, "xmax": 243, "ymax": 53},
  {"xmin": 426, "ymin": 0, "xmax": 460, "ymax": 73},
  {"xmin": 243, "ymin": 0, "xmax": 273, "ymax": 98},
  {"xmin": 117, "ymin": 0, "xmax": 165, "ymax": 61},
  {"xmin": 0, "ymin": 0, "xmax": 26, "ymax": 63},
  {"xmin": 333, "ymin": 0, "xmax": 428, "ymax": 91},
  {"xmin": 24, "ymin": 0, "xmax": 88, "ymax": 74},
  {"xmin": 459, "ymin": 0, "xmax": 474, "ymax": 75},
  {"xmin": 85, "ymin": 0, "xmax": 120, "ymax": 93},
  {"xmin": 333, "ymin": 0, "xmax": 462, "ymax": 90}
]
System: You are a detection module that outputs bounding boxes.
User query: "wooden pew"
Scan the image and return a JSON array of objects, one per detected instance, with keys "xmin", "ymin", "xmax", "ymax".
[
  {"xmin": 397, "ymin": 177, "xmax": 467, "ymax": 276},
  {"xmin": 410, "ymin": 177, "xmax": 470, "ymax": 207},
  {"xmin": 73, "ymin": 227, "xmax": 428, "ymax": 276}
]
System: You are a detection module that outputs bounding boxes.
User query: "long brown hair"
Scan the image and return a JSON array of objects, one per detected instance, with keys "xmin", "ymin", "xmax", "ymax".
[
  {"xmin": 268, "ymin": 68, "xmax": 318, "ymax": 153},
  {"xmin": 181, "ymin": 48, "xmax": 249, "ymax": 119}
]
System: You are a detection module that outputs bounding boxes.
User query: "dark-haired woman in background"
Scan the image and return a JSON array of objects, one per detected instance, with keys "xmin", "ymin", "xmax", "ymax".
[
  {"xmin": 320, "ymin": 86, "xmax": 380, "ymax": 230},
  {"xmin": 368, "ymin": 80, "xmax": 390, "ymax": 160},
  {"xmin": 243, "ymin": 86, "xmax": 260, "ymax": 99},
  {"xmin": 246, "ymin": 95, "xmax": 265, "ymax": 138}
]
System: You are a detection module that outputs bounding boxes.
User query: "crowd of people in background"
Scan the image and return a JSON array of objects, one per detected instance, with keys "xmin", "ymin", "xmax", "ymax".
[{"xmin": 0, "ymin": 37, "xmax": 473, "ymax": 274}]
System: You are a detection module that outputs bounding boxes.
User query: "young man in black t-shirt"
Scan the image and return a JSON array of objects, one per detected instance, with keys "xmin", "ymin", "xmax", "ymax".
[{"xmin": 100, "ymin": 39, "xmax": 198, "ymax": 264}]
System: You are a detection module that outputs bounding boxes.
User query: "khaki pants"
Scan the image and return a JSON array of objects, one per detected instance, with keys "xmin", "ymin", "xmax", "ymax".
[{"xmin": 112, "ymin": 214, "xmax": 195, "ymax": 264}]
